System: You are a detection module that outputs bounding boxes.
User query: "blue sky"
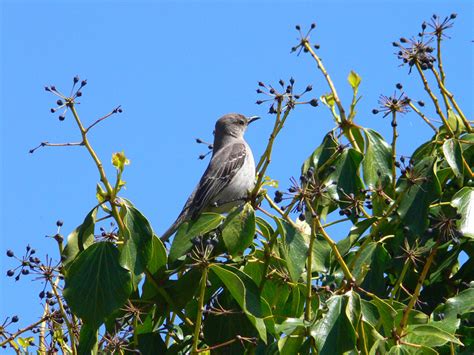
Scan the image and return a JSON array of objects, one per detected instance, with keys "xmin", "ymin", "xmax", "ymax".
[{"xmin": 1, "ymin": 0, "xmax": 473, "ymax": 329}]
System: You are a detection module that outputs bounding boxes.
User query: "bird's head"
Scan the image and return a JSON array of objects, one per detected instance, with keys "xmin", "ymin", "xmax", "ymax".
[{"xmin": 214, "ymin": 113, "xmax": 260, "ymax": 139}]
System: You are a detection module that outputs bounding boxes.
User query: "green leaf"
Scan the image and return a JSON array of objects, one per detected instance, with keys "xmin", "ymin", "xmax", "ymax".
[
  {"xmin": 451, "ymin": 187, "xmax": 474, "ymax": 238},
  {"xmin": 275, "ymin": 218, "xmax": 309, "ymax": 282},
  {"xmin": 222, "ymin": 203, "xmax": 256, "ymax": 257},
  {"xmin": 441, "ymin": 286, "xmax": 474, "ymax": 319},
  {"xmin": 78, "ymin": 323, "xmax": 98, "ymax": 354},
  {"xmin": 210, "ymin": 264, "xmax": 268, "ymax": 342},
  {"xmin": 443, "ymin": 138, "xmax": 464, "ymax": 178},
  {"xmin": 348, "ymin": 70, "xmax": 362, "ymax": 91},
  {"xmin": 405, "ymin": 324, "xmax": 463, "ymax": 347},
  {"xmin": 398, "ymin": 156, "xmax": 441, "ymax": 235},
  {"xmin": 169, "ymin": 213, "xmax": 224, "ymax": 262},
  {"xmin": 63, "ymin": 242, "xmax": 132, "ymax": 327},
  {"xmin": 136, "ymin": 332, "xmax": 167, "ymax": 355},
  {"xmin": 302, "ymin": 132, "xmax": 338, "ymax": 175},
  {"xmin": 62, "ymin": 207, "xmax": 98, "ymax": 268},
  {"xmin": 446, "ymin": 109, "xmax": 464, "ymax": 136},
  {"xmin": 310, "ymin": 292, "xmax": 358, "ymax": 354},
  {"xmin": 371, "ymin": 295, "xmax": 397, "ymax": 337},
  {"xmin": 329, "ymin": 148, "xmax": 364, "ymax": 196},
  {"xmin": 119, "ymin": 199, "xmax": 153, "ymax": 287},
  {"xmin": 311, "ymin": 234, "xmax": 332, "ymax": 273},
  {"xmin": 256, "ymin": 216, "xmax": 274, "ymax": 240},
  {"xmin": 337, "ymin": 217, "xmax": 377, "ymax": 256},
  {"xmin": 146, "ymin": 235, "xmax": 167, "ymax": 275},
  {"xmin": 387, "ymin": 344, "xmax": 438, "ymax": 355},
  {"xmin": 363, "ymin": 129, "xmax": 393, "ymax": 192}
]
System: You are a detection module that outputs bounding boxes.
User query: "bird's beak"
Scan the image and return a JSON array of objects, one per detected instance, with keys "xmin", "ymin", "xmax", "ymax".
[{"xmin": 247, "ymin": 116, "xmax": 260, "ymax": 124}]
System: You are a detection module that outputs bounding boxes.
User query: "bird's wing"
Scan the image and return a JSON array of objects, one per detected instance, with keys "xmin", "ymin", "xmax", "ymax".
[{"xmin": 186, "ymin": 142, "xmax": 247, "ymax": 218}]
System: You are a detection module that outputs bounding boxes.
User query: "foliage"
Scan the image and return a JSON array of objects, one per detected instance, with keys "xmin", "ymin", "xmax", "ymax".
[{"xmin": 2, "ymin": 13, "xmax": 473, "ymax": 354}]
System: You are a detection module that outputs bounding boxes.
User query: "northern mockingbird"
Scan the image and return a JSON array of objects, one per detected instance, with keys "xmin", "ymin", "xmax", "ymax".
[{"xmin": 160, "ymin": 113, "xmax": 260, "ymax": 242}]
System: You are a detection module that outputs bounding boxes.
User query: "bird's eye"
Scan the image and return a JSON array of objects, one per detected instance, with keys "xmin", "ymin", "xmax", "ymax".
[{"xmin": 238, "ymin": 120, "xmax": 245, "ymax": 125}]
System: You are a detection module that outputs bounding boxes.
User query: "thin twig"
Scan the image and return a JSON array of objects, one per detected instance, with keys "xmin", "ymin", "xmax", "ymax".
[
  {"xmin": 407, "ymin": 102, "xmax": 438, "ymax": 132},
  {"xmin": 29, "ymin": 141, "xmax": 84, "ymax": 154},
  {"xmin": 85, "ymin": 106, "xmax": 122, "ymax": 133}
]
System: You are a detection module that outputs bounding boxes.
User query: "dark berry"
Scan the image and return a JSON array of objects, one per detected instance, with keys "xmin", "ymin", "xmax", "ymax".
[
  {"xmin": 372, "ymin": 109, "xmax": 379, "ymax": 114},
  {"xmin": 21, "ymin": 269, "xmax": 29, "ymax": 275},
  {"xmin": 80, "ymin": 80, "xmax": 87, "ymax": 87},
  {"xmin": 305, "ymin": 85, "xmax": 313, "ymax": 92},
  {"xmin": 298, "ymin": 213, "xmax": 306, "ymax": 221},
  {"xmin": 11, "ymin": 315, "xmax": 19, "ymax": 323},
  {"xmin": 39, "ymin": 291, "xmax": 45, "ymax": 299},
  {"xmin": 6, "ymin": 250, "xmax": 14, "ymax": 257},
  {"xmin": 73, "ymin": 76, "xmax": 80, "ymax": 84},
  {"xmin": 309, "ymin": 99, "xmax": 318, "ymax": 107},
  {"xmin": 56, "ymin": 99, "xmax": 63, "ymax": 106},
  {"xmin": 76, "ymin": 91, "xmax": 82, "ymax": 97},
  {"xmin": 56, "ymin": 220, "xmax": 63, "ymax": 227},
  {"xmin": 256, "ymin": 100, "xmax": 263, "ymax": 105},
  {"xmin": 396, "ymin": 83, "xmax": 403, "ymax": 89},
  {"xmin": 311, "ymin": 23, "xmax": 316, "ymax": 29},
  {"xmin": 7, "ymin": 270, "xmax": 15, "ymax": 277},
  {"xmin": 417, "ymin": 100, "xmax": 425, "ymax": 107},
  {"xmin": 295, "ymin": 25, "xmax": 301, "ymax": 31}
]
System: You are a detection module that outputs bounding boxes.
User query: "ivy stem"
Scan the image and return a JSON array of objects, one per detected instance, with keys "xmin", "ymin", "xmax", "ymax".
[
  {"xmin": 0, "ymin": 315, "xmax": 51, "ymax": 348},
  {"xmin": 253, "ymin": 101, "xmax": 291, "ymax": 201},
  {"xmin": 144, "ymin": 269, "xmax": 194, "ymax": 328},
  {"xmin": 391, "ymin": 112, "xmax": 398, "ymax": 191},
  {"xmin": 302, "ymin": 40, "xmax": 362, "ymax": 153},
  {"xmin": 430, "ymin": 68, "xmax": 472, "ymax": 133},
  {"xmin": 397, "ymin": 242, "xmax": 439, "ymax": 337},
  {"xmin": 414, "ymin": 63, "xmax": 453, "ymax": 136},
  {"xmin": 49, "ymin": 278, "xmax": 76, "ymax": 354},
  {"xmin": 407, "ymin": 102, "xmax": 438, "ymax": 132},
  {"xmin": 192, "ymin": 266, "xmax": 209, "ymax": 354},
  {"xmin": 390, "ymin": 259, "xmax": 410, "ymax": 300},
  {"xmin": 305, "ymin": 217, "xmax": 317, "ymax": 321},
  {"xmin": 69, "ymin": 103, "xmax": 126, "ymax": 235},
  {"xmin": 435, "ymin": 35, "xmax": 452, "ymax": 113},
  {"xmin": 305, "ymin": 200, "xmax": 354, "ymax": 282},
  {"xmin": 302, "ymin": 40, "xmax": 346, "ymax": 122}
]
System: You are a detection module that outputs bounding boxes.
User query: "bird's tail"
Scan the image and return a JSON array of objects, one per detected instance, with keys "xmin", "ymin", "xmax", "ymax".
[{"xmin": 160, "ymin": 213, "xmax": 187, "ymax": 242}]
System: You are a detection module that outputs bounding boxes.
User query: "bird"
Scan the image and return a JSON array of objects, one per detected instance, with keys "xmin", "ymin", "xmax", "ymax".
[{"xmin": 160, "ymin": 113, "xmax": 260, "ymax": 242}]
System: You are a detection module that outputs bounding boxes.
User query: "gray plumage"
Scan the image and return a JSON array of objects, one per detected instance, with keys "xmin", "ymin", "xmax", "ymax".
[{"xmin": 160, "ymin": 113, "xmax": 259, "ymax": 242}]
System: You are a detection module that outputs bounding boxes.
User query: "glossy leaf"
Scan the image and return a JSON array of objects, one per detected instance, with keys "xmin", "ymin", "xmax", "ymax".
[
  {"xmin": 63, "ymin": 242, "xmax": 132, "ymax": 327},
  {"xmin": 62, "ymin": 207, "xmax": 97, "ymax": 268},
  {"xmin": 275, "ymin": 218, "xmax": 309, "ymax": 282},
  {"xmin": 78, "ymin": 323, "xmax": 98, "ymax": 354},
  {"xmin": 329, "ymin": 148, "xmax": 364, "ymax": 196},
  {"xmin": 405, "ymin": 324, "xmax": 462, "ymax": 347},
  {"xmin": 222, "ymin": 203, "xmax": 255, "ymax": 257},
  {"xmin": 119, "ymin": 199, "xmax": 153, "ymax": 287},
  {"xmin": 210, "ymin": 264, "xmax": 268, "ymax": 342},
  {"xmin": 169, "ymin": 213, "xmax": 224, "ymax": 262},
  {"xmin": 443, "ymin": 138, "xmax": 464, "ymax": 178},
  {"xmin": 301, "ymin": 132, "xmax": 338, "ymax": 175},
  {"xmin": 310, "ymin": 292, "xmax": 358, "ymax": 354},
  {"xmin": 398, "ymin": 156, "xmax": 441, "ymax": 235},
  {"xmin": 363, "ymin": 129, "xmax": 392, "ymax": 192},
  {"xmin": 451, "ymin": 187, "xmax": 474, "ymax": 238}
]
